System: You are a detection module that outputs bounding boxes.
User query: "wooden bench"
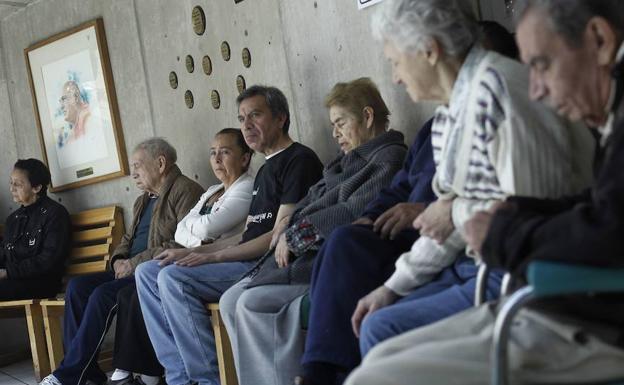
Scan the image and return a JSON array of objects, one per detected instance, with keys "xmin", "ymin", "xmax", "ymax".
[
  {"xmin": 207, "ymin": 303, "xmax": 239, "ymax": 385},
  {"xmin": 39, "ymin": 206, "xmax": 124, "ymax": 372},
  {"xmin": 0, "ymin": 206, "xmax": 123, "ymax": 380}
]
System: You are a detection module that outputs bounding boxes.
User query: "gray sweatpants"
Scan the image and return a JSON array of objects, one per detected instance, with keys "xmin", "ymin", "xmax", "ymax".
[
  {"xmin": 345, "ymin": 303, "xmax": 624, "ymax": 385},
  {"xmin": 219, "ymin": 277, "xmax": 309, "ymax": 385}
]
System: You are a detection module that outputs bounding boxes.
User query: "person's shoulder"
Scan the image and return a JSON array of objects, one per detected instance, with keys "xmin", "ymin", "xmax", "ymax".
[
  {"xmin": 479, "ymin": 51, "xmax": 528, "ymax": 93},
  {"xmin": 174, "ymin": 173, "xmax": 204, "ymax": 192},
  {"xmin": 40, "ymin": 196, "xmax": 70, "ymax": 218},
  {"xmin": 285, "ymin": 142, "xmax": 322, "ymax": 164}
]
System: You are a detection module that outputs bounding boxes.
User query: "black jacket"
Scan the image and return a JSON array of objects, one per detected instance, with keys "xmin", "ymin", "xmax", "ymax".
[
  {"xmin": 482, "ymin": 57, "xmax": 624, "ymax": 335},
  {"xmin": 0, "ymin": 196, "xmax": 71, "ymax": 281}
]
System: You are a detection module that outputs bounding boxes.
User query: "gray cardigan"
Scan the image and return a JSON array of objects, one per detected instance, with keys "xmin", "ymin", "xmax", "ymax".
[{"xmin": 247, "ymin": 129, "xmax": 407, "ymax": 287}]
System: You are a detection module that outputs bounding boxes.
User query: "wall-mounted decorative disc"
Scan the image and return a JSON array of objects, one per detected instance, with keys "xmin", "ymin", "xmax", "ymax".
[
  {"xmin": 192, "ymin": 6, "xmax": 206, "ymax": 35},
  {"xmin": 221, "ymin": 41, "xmax": 231, "ymax": 61},
  {"xmin": 169, "ymin": 71, "xmax": 178, "ymax": 89},
  {"xmin": 185, "ymin": 90, "xmax": 194, "ymax": 108},
  {"xmin": 186, "ymin": 55, "xmax": 195, "ymax": 73},
  {"xmin": 242, "ymin": 48, "xmax": 251, "ymax": 68},
  {"xmin": 202, "ymin": 55, "xmax": 212, "ymax": 75},
  {"xmin": 236, "ymin": 75, "xmax": 246, "ymax": 94},
  {"xmin": 211, "ymin": 90, "xmax": 221, "ymax": 109}
]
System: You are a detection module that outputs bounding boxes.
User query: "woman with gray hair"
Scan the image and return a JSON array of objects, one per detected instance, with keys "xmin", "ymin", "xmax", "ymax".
[{"xmin": 341, "ymin": 0, "xmax": 595, "ymax": 383}]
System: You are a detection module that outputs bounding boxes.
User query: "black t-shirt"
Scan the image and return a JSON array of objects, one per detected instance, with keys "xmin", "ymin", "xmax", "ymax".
[{"xmin": 241, "ymin": 142, "xmax": 323, "ymax": 243}]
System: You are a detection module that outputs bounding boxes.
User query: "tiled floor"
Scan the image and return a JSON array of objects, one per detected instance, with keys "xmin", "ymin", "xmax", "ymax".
[{"xmin": 0, "ymin": 360, "xmax": 37, "ymax": 385}]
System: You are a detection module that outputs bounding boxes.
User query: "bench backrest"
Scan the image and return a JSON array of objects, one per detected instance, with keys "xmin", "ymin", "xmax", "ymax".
[{"xmin": 65, "ymin": 206, "xmax": 124, "ymax": 277}]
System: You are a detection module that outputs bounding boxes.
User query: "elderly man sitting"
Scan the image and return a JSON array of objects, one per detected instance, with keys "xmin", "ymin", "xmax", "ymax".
[
  {"xmin": 346, "ymin": 0, "xmax": 624, "ymax": 384},
  {"xmin": 39, "ymin": 138, "xmax": 204, "ymax": 385}
]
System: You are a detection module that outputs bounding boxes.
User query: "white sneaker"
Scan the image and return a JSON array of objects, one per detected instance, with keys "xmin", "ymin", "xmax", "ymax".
[{"xmin": 39, "ymin": 374, "xmax": 62, "ymax": 385}]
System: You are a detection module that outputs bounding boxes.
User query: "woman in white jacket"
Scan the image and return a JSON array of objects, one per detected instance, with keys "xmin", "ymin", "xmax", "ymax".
[
  {"xmin": 107, "ymin": 128, "xmax": 253, "ymax": 385},
  {"xmin": 175, "ymin": 128, "xmax": 254, "ymax": 248}
]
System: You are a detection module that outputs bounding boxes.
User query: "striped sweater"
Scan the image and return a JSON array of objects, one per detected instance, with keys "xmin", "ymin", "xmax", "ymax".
[{"xmin": 385, "ymin": 46, "xmax": 596, "ymax": 295}]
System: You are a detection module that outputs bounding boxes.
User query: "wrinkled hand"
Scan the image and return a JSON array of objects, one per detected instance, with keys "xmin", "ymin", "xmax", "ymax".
[
  {"xmin": 373, "ymin": 203, "xmax": 426, "ymax": 240},
  {"xmin": 270, "ymin": 216, "xmax": 291, "ymax": 248},
  {"xmin": 175, "ymin": 252, "xmax": 218, "ymax": 267},
  {"xmin": 352, "ymin": 217, "xmax": 374, "ymax": 226},
  {"xmin": 275, "ymin": 233, "xmax": 292, "ymax": 268},
  {"xmin": 113, "ymin": 259, "xmax": 133, "ymax": 279},
  {"xmin": 413, "ymin": 199, "xmax": 454, "ymax": 244},
  {"xmin": 351, "ymin": 285, "xmax": 399, "ymax": 338},
  {"xmin": 0, "ymin": 269, "xmax": 7, "ymax": 280},
  {"xmin": 464, "ymin": 201, "xmax": 511, "ymax": 254},
  {"xmin": 154, "ymin": 248, "xmax": 191, "ymax": 266}
]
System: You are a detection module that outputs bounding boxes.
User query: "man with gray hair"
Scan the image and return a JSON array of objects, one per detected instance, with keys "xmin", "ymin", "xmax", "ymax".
[
  {"xmin": 40, "ymin": 138, "xmax": 203, "ymax": 385},
  {"xmin": 345, "ymin": 0, "xmax": 624, "ymax": 384}
]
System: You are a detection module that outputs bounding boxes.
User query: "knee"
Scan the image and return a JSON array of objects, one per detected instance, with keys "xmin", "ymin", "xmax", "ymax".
[
  {"xmin": 65, "ymin": 275, "xmax": 93, "ymax": 302},
  {"xmin": 219, "ymin": 285, "xmax": 240, "ymax": 319},
  {"xmin": 359, "ymin": 309, "xmax": 394, "ymax": 355},
  {"xmin": 135, "ymin": 260, "xmax": 159, "ymax": 286},
  {"xmin": 156, "ymin": 265, "xmax": 186, "ymax": 294}
]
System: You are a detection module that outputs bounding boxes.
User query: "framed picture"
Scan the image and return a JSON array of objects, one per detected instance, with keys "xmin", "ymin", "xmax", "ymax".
[{"xmin": 25, "ymin": 18, "xmax": 128, "ymax": 192}]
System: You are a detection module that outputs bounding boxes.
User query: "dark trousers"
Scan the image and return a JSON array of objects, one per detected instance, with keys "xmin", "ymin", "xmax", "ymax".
[
  {"xmin": 113, "ymin": 285, "xmax": 163, "ymax": 376},
  {"xmin": 54, "ymin": 271, "xmax": 134, "ymax": 385},
  {"xmin": 302, "ymin": 224, "xmax": 418, "ymax": 370},
  {"xmin": 0, "ymin": 277, "xmax": 60, "ymax": 300}
]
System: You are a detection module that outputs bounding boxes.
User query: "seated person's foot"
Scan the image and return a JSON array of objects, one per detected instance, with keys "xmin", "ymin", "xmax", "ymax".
[
  {"xmin": 107, "ymin": 376, "xmax": 134, "ymax": 385},
  {"xmin": 39, "ymin": 374, "xmax": 62, "ymax": 385},
  {"xmin": 108, "ymin": 369, "xmax": 134, "ymax": 385},
  {"xmin": 133, "ymin": 375, "xmax": 166, "ymax": 385}
]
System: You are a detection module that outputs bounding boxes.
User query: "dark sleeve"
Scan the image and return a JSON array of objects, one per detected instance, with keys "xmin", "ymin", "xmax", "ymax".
[
  {"xmin": 280, "ymin": 151, "xmax": 323, "ymax": 205},
  {"xmin": 482, "ymin": 128, "xmax": 624, "ymax": 275},
  {"xmin": 506, "ymin": 190, "xmax": 591, "ymax": 215},
  {"xmin": 6, "ymin": 206, "xmax": 71, "ymax": 279},
  {"xmin": 362, "ymin": 119, "xmax": 436, "ymax": 219}
]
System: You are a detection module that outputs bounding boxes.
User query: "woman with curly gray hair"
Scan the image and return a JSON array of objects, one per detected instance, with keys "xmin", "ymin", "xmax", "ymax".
[{"xmin": 343, "ymin": 0, "xmax": 596, "ymax": 384}]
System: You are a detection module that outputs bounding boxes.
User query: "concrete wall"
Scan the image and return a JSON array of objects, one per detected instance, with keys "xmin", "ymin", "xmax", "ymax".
[{"xmin": 0, "ymin": 0, "xmax": 509, "ymax": 356}]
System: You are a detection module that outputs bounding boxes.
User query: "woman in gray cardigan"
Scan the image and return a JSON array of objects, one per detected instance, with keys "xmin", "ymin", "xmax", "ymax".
[{"xmin": 219, "ymin": 78, "xmax": 407, "ymax": 385}]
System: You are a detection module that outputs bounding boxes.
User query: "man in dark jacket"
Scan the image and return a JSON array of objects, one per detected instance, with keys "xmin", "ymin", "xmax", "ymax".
[
  {"xmin": 345, "ymin": 1, "xmax": 624, "ymax": 385},
  {"xmin": 40, "ymin": 138, "xmax": 203, "ymax": 385}
]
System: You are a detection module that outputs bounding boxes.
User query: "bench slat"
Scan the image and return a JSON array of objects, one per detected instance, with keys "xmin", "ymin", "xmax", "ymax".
[
  {"xmin": 70, "ymin": 207, "xmax": 118, "ymax": 227},
  {"xmin": 66, "ymin": 260, "xmax": 108, "ymax": 275},
  {"xmin": 73, "ymin": 227, "xmax": 113, "ymax": 243},
  {"xmin": 70, "ymin": 243, "xmax": 112, "ymax": 260}
]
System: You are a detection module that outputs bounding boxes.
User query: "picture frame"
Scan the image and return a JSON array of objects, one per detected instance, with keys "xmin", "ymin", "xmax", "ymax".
[{"xmin": 25, "ymin": 18, "xmax": 128, "ymax": 192}]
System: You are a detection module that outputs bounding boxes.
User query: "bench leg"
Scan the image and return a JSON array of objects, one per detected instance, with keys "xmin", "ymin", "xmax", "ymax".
[
  {"xmin": 25, "ymin": 303, "xmax": 51, "ymax": 381},
  {"xmin": 42, "ymin": 306, "xmax": 64, "ymax": 372},
  {"xmin": 210, "ymin": 307, "xmax": 239, "ymax": 385}
]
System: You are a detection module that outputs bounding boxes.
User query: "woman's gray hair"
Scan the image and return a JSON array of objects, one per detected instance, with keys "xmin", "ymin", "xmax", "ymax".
[
  {"xmin": 134, "ymin": 137, "xmax": 177, "ymax": 165},
  {"xmin": 371, "ymin": 0, "xmax": 479, "ymax": 58},
  {"xmin": 516, "ymin": 0, "xmax": 624, "ymax": 48}
]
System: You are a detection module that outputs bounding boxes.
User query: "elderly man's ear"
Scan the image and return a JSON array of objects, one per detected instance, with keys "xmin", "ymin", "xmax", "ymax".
[
  {"xmin": 157, "ymin": 155, "xmax": 168, "ymax": 173},
  {"xmin": 587, "ymin": 16, "xmax": 619, "ymax": 67}
]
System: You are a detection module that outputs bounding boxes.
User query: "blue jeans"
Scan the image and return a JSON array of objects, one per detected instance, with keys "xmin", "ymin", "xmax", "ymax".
[
  {"xmin": 54, "ymin": 271, "xmax": 135, "ymax": 385},
  {"xmin": 358, "ymin": 256, "xmax": 503, "ymax": 356},
  {"xmin": 135, "ymin": 260, "xmax": 253, "ymax": 385}
]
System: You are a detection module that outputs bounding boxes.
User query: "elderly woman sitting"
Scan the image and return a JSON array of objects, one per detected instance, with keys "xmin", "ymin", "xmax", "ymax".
[
  {"xmin": 219, "ymin": 77, "xmax": 407, "ymax": 385},
  {"xmin": 109, "ymin": 128, "xmax": 254, "ymax": 385},
  {"xmin": 0, "ymin": 159, "xmax": 70, "ymax": 300},
  {"xmin": 341, "ymin": 0, "xmax": 595, "ymax": 384}
]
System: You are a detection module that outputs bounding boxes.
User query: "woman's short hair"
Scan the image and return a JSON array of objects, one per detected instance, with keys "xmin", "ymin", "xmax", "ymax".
[
  {"xmin": 216, "ymin": 128, "xmax": 254, "ymax": 172},
  {"xmin": 324, "ymin": 77, "xmax": 390, "ymax": 129},
  {"xmin": 372, "ymin": 0, "xmax": 479, "ymax": 58},
  {"xmin": 134, "ymin": 137, "xmax": 177, "ymax": 165},
  {"xmin": 14, "ymin": 158, "xmax": 51, "ymax": 197}
]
